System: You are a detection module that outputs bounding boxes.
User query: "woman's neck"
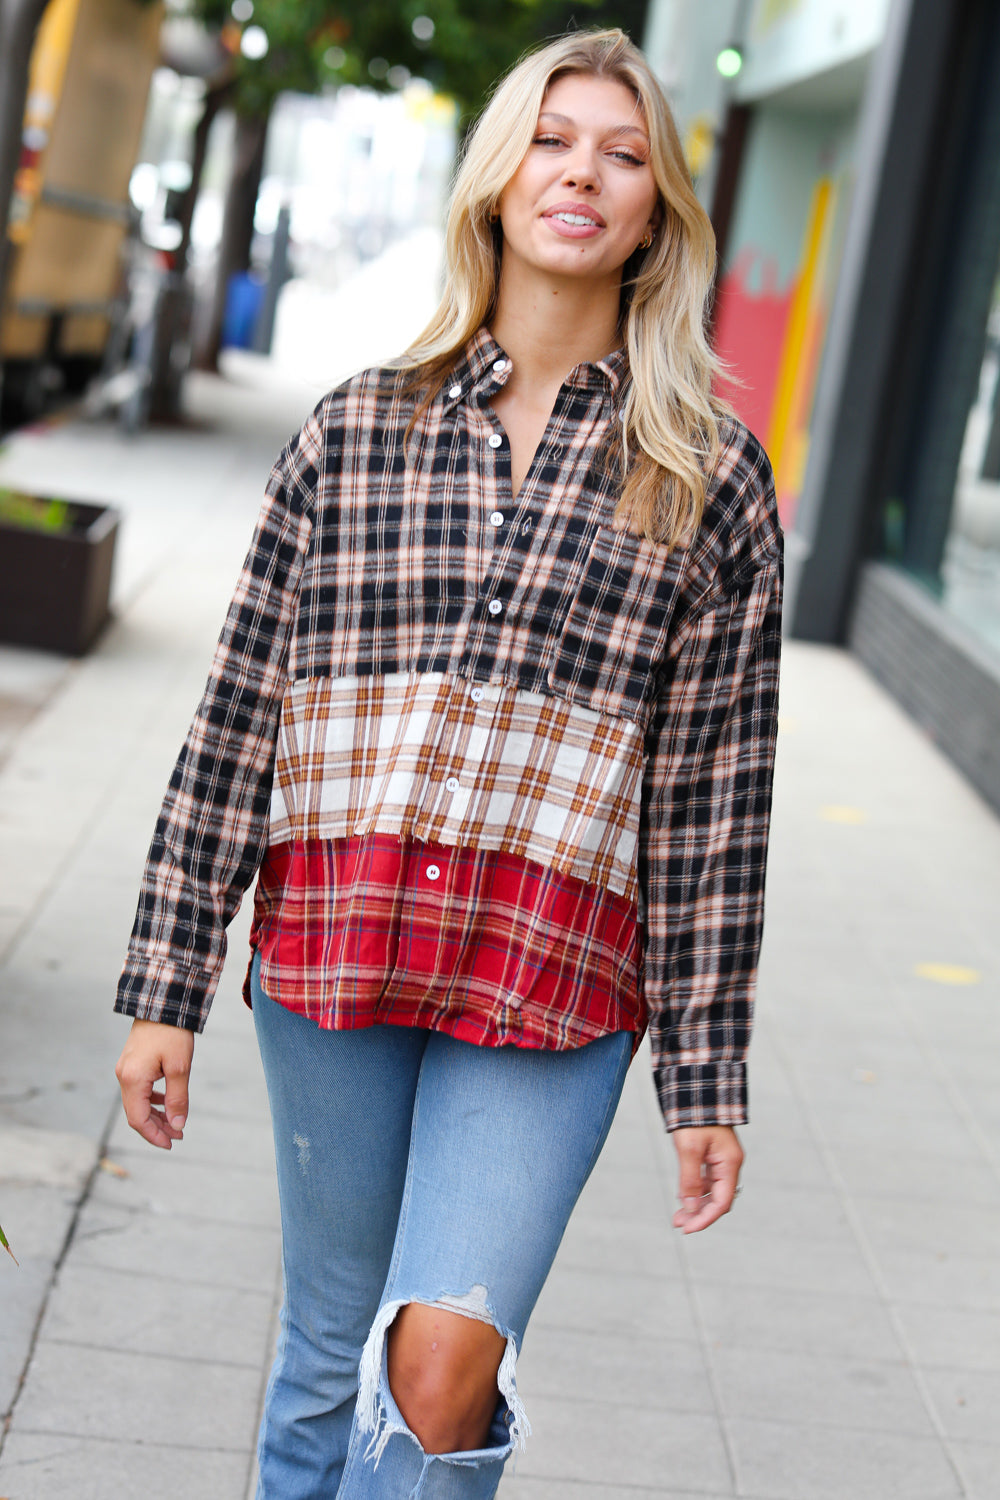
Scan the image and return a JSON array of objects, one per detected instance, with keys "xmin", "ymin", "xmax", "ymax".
[{"xmin": 489, "ymin": 261, "xmax": 622, "ymax": 393}]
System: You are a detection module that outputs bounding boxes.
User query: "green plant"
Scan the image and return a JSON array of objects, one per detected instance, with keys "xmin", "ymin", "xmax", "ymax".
[{"xmin": 0, "ymin": 486, "xmax": 72, "ymax": 532}]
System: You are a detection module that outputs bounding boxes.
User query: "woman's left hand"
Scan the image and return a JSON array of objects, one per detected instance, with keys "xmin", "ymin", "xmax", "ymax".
[{"xmin": 670, "ymin": 1125, "xmax": 743, "ymax": 1234}]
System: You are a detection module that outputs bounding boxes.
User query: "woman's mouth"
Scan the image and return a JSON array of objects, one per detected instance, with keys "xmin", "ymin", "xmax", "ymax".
[{"xmin": 543, "ymin": 203, "xmax": 606, "ymax": 236}]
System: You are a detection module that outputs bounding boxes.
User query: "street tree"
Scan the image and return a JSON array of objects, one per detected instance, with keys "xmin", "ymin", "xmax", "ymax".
[{"xmin": 186, "ymin": 0, "xmax": 649, "ymax": 369}]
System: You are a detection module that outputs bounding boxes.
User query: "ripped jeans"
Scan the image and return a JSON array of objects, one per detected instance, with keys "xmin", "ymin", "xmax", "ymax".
[{"xmin": 251, "ymin": 956, "xmax": 632, "ymax": 1498}]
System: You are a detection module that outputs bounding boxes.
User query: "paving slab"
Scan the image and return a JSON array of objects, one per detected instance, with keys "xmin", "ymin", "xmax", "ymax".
[
  {"xmin": 515, "ymin": 1326, "xmax": 714, "ymax": 1416},
  {"xmin": 12, "ymin": 1340, "xmax": 263, "ymax": 1450},
  {"xmin": 529, "ymin": 1258, "xmax": 701, "ymax": 1346},
  {"xmin": 500, "ymin": 1488, "xmax": 732, "ymax": 1500},
  {"xmin": 693, "ymin": 1279, "xmax": 906, "ymax": 1363},
  {"xmin": 827, "ymin": 1141, "xmax": 1000, "ymax": 1210},
  {"xmin": 864, "ymin": 1245, "xmax": 1000, "ymax": 1313},
  {"xmin": 682, "ymin": 1224, "xmax": 880, "ymax": 1298},
  {"xmin": 726, "ymin": 1417, "xmax": 964, "ymax": 1500},
  {"xmin": 711, "ymin": 1344, "xmax": 938, "ymax": 1436},
  {"xmin": 920, "ymin": 1367, "xmax": 1000, "ymax": 1444},
  {"xmin": 86, "ymin": 1142, "xmax": 279, "ymax": 1228},
  {"xmin": 0, "ymin": 1430, "xmax": 252, "ymax": 1499},
  {"xmin": 68, "ymin": 1192, "xmax": 281, "ymax": 1292},
  {"xmin": 546, "ymin": 1206, "xmax": 686, "ymax": 1280},
  {"xmin": 0, "ymin": 1180, "xmax": 90, "ymax": 1428},
  {"xmin": 891, "ymin": 1301, "xmax": 1000, "ymax": 1373},
  {"xmin": 688, "ymin": 1180, "xmax": 853, "ymax": 1243},
  {"xmin": 951, "ymin": 1441, "xmax": 1000, "ymax": 1500},
  {"xmin": 38, "ymin": 1261, "xmax": 275, "ymax": 1367},
  {"xmin": 504, "ymin": 1397, "xmax": 735, "ymax": 1493}
]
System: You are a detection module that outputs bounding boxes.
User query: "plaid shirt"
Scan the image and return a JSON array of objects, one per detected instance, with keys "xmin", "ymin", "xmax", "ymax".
[{"xmin": 116, "ymin": 327, "xmax": 782, "ymax": 1130}]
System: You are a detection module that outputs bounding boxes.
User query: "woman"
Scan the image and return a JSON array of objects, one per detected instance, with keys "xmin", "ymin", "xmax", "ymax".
[{"xmin": 115, "ymin": 27, "xmax": 781, "ymax": 1499}]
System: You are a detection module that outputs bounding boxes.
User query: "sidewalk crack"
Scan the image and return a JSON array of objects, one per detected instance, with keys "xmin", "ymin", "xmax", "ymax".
[{"xmin": 0, "ymin": 1092, "xmax": 120, "ymax": 1454}]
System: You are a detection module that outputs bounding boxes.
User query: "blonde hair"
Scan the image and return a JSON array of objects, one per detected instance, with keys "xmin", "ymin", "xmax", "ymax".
[{"xmin": 399, "ymin": 28, "xmax": 725, "ymax": 547}]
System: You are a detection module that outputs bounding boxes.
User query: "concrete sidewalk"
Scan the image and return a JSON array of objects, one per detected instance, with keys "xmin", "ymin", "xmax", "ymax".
[{"xmin": 1, "ymin": 358, "xmax": 999, "ymax": 1499}]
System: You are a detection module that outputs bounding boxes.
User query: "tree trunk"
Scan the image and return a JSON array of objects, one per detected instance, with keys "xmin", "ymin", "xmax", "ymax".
[
  {"xmin": 144, "ymin": 78, "xmax": 232, "ymax": 423},
  {"xmin": 175, "ymin": 78, "xmax": 232, "ymax": 275},
  {"xmin": 196, "ymin": 105, "xmax": 270, "ymax": 372},
  {"xmin": 0, "ymin": 0, "xmax": 50, "ymax": 309}
]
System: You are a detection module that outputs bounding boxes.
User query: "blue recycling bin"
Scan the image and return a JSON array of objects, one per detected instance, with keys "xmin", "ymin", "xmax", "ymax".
[{"xmin": 222, "ymin": 271, "xmax": 266, "ymax": 349}]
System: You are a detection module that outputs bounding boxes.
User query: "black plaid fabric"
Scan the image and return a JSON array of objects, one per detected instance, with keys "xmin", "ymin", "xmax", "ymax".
[{"xmin": 116, "ymin": 327, "xmax": 782, "ymax": 1130}]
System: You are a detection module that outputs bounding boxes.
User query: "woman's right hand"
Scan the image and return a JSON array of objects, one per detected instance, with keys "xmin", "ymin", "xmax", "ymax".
[{"xmin": 115, "ymin": 1019, "xmax": 195, "ymax": 1150}]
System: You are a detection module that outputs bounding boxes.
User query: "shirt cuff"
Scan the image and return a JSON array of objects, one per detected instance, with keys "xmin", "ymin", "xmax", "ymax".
[
  {"xmin": 653, "ymin": 1060, "xmax": 747, "ymax": 1132},
  {"xmin": 114, "ymin": 955, "xmax": 214, "ymax": 1033}
]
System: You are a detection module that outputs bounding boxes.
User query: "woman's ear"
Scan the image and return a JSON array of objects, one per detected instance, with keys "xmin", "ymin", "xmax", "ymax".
[{"xmin": 640, "ymin": 204, "xmax": 661, "ymax": 251}]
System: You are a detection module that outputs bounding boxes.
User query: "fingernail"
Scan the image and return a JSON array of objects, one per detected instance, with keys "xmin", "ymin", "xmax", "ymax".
[{"xmin": 170, "ymin": 1116, "xmax": 186, "ymax": 1130}]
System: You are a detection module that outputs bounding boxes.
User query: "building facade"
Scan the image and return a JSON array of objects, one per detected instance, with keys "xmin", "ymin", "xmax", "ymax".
[{"xmin": 646, "ymin": 0, "xmax": 1000, "ymax": 813}]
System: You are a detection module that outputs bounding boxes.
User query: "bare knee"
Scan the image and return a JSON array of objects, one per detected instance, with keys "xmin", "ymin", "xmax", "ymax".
[{"xmin": 386, "ymin": 1301, "xmax": 506, "ymax": 1454}]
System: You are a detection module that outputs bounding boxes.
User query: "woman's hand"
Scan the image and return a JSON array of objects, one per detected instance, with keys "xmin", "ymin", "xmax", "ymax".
[
  {"xmin": 671, "ymin": 1125, "xmax": 743, "ymax": 1234},
  {"xmin": 115, "ymin": 1019, "xmax": 195, "ymax": 1150}
]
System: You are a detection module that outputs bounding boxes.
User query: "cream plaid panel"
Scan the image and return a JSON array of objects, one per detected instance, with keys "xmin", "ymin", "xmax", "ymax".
[{"xmin": 269, "ymin": 672, "xmax": 642, "ymax": 900}]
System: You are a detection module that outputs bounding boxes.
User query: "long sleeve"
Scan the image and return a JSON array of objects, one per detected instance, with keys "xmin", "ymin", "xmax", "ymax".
[
  {"xmin": 115, "ymin": 428, "xmax": 316, "ymax": 1031},
  {"xmin": 639, "ymin": 447, "xmax": 782, "ymax": 1132}
]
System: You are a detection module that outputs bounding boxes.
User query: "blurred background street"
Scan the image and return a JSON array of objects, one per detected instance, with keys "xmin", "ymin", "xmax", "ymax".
[{"xmin": 2, "ymin": 0, "xmax": 1000, "ymax": 1496}]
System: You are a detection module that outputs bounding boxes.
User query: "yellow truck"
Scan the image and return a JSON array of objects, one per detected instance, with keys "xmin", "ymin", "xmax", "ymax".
[{"xmin": 1, "ymin": 0, "xmax": 162, "ymax": 420}]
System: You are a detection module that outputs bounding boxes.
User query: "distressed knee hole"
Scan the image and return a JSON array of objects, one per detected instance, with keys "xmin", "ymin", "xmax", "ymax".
[{"xmin": 356, "ymin": 1290, "xmax": 530, "ymax": 1467}]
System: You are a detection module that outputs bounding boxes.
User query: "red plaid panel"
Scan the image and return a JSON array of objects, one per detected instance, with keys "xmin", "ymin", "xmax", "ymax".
[{"xmin": 248, "ymin": 835, "xmax": 644, "ymax": 1051}]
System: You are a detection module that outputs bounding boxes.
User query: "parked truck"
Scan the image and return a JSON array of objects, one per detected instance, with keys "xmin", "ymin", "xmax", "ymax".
[{"xmin": 1, "ymin": 0, "xmax": 162, "ymax": 423}]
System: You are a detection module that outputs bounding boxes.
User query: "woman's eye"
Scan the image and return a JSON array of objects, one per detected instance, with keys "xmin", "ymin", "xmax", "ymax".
[
  {"xmin": 609, "ymin": 149, "xmax": 645, "ymax": 166},
  {"xmin": 532, "ymin": 134, "xmax": 564, "ymax": 148}
]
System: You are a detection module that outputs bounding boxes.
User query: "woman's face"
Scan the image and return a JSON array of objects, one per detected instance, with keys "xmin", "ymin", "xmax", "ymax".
[{"xmin": 497, "ymin": 72, "xmax": 660, "ymax": 289}]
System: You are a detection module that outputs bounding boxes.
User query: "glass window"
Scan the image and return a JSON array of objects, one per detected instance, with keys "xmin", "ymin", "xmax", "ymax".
[{"xmin": 939, "ymin": 265, "xmax": 1000, "ymax": 654}]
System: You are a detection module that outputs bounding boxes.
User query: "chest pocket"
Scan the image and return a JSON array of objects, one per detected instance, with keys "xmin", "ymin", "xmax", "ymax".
[{"xmin": 545, "ymin": 525, "xmax": 685, "ymax": 723}]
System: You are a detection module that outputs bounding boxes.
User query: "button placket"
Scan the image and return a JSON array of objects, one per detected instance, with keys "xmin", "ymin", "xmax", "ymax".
[{"xmin": 468, "ymin": 377, "xmax": 607, "ymax": 676}]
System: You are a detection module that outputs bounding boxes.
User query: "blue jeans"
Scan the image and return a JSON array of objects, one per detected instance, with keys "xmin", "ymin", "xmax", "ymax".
[{"xmin": 250, "ymin": 956, "xmax": 632, "ymax": 1498}]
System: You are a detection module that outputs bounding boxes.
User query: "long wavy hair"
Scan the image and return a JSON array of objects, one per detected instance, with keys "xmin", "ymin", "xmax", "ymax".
[{"xmin": 398, "ymin": 29, "xmax": 725, "ymax": 547}]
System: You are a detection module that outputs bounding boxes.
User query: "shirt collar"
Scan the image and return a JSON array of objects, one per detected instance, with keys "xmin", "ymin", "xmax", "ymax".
[{"xmin": 441, "ymin": 327, "xmax": 628, "ymax": 414}]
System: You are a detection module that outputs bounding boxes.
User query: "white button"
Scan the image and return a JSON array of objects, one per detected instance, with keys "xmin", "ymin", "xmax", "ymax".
[
  {"xmin": 492, "ymin": 358, "xmax": 509, "ymax": 372},
  {"xmin": 426, "ymin": 864, "xmax": 441, "ymax": 881},
  {"xmin": 470, "ymin": 686, "xmax": 484, "ymax": 702},
  {"xmin": 487, "ymin": 599, "xmax": 503, "ymax": 616},
  {"xmin": 487, "ymin": 433, "xmax": 503, "ymax": 448},
  {"xmin": 445, "ymin": 776, "xmax": 460, "ymax": 792},
  {"xmin": 506, "ymin": 994, "xmax": 522, "ymax": 1011},
  {"xmin": 449, "ymin": 384, "xmax": 462, "ymax": 398},
  {"xmin": 489, "ymin": 510, "xmax": 504, "ymax": 527}
]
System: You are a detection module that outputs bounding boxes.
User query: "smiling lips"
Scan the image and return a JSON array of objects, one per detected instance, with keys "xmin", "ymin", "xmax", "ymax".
[{"xmin": 543, "ymin": 201, "xmax": 606, "ymax": 235}]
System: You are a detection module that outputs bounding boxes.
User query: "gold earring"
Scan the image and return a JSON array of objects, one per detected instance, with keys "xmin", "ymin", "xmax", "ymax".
[{"xmin": 640, "ymin": 230, "xmax": 654, "ymax": 250}]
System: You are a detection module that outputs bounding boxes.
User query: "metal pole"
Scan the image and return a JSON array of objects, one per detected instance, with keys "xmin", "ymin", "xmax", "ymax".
[{"xmin": 253, "ymin": 201, "xmax": 290, "ymax": 356}]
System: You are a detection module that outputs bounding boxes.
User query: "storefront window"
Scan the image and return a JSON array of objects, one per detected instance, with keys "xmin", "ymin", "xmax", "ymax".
[{"xmin": 939, "ymin": 267, "xmax": 1000, "ymax": 655}]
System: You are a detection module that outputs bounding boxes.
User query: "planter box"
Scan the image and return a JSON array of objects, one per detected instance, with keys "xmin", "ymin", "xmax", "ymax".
[{"xmin": 0, "ymin": 493, "xmax": 119, "ymax": 655}]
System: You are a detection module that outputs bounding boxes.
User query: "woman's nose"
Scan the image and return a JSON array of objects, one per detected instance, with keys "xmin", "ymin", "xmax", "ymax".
[{"xmin": 561, "ymin": 147, "xmax": 599, "ymax": 191}]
